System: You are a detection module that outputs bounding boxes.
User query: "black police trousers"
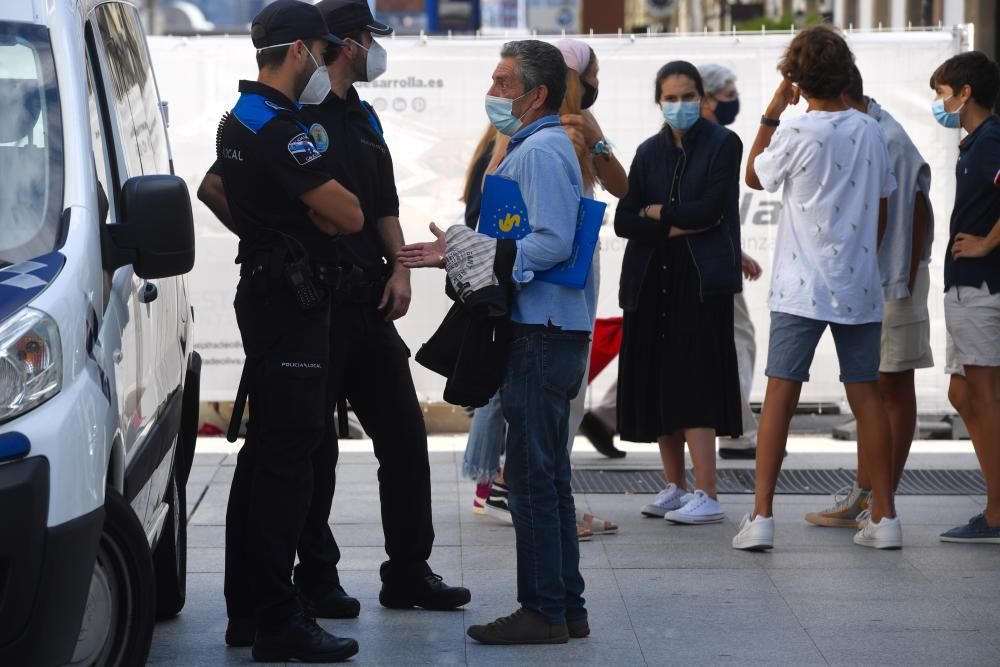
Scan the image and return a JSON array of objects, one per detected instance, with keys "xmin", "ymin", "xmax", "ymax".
[
  {"xmin": 293, "ymin": 300, "xmax": 436, "ymax": 589},
  {"xmin": 224, "ymin": 274, "xmax": 331, "ymax": 627}
]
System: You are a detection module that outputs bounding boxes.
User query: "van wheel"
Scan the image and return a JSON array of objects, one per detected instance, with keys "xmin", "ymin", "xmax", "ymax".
[
  {"xmin": 68, "ymin": 488, "xmax": 155, "ymax": 667},
  {"xmin": 154, "ymin": 457, "xmax": 187, "ymax": 619}
]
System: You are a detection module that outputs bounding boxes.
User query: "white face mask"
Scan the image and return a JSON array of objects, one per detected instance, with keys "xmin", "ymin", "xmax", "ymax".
[
  {"xmin": 349, "ymin": 38, "xmax": 387, "ymax": 83},
  {"xmin": 300, "ymin": 66, "xmax": 331, "ymax": 105},
  {"xmin": 258, "ymin": 41, "xmax": 324, "ymax": 100}
]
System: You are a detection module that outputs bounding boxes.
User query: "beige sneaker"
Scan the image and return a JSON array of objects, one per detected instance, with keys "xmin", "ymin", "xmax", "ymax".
[{"xmin": 805, "ymin": 483, "xmax": 871, "ymax": 528}]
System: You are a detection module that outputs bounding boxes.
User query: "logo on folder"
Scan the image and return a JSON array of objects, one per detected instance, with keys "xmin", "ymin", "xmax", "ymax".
[{"xmin": 478, "ymin": 175, "xmax": 606, "ymax": 289}]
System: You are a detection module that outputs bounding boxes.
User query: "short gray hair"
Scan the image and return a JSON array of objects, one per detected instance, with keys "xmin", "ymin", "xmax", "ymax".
[
  {"xmin": 500, "ymin": 40, "xmax": 567, "ymax": 112},
  {"xmin": 698, "ymin": 63, "xmax": 737, "ymax": 96}
]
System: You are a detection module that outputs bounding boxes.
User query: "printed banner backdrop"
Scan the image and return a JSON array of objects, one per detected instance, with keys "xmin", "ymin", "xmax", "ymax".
[{"xmin": 149, "ymin": 28, "xmax": 967, "ymax": 411}]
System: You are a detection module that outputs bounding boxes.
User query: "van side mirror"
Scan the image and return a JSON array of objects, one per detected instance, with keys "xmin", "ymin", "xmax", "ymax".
[{"xmin": 101, "ymin": 175, "xmax": 196, "ymax": 279}]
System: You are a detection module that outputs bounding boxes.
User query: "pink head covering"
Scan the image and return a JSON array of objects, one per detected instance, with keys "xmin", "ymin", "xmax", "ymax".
[{"xmin": 555, "ymin": 38, "xmax": 592, "ymax": 74}]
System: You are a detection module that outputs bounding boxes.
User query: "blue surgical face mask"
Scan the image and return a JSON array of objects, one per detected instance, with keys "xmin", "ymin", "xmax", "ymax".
[
  {"xmin": 485, "ymin": 88, "xmax": 535, "ymax": 136},
  {"xmin": 661, "ymin": 99, "xmax": 701, "ymax": 132},
  {"xmin": 932, "ymin": 95, "xmax": 963, "ymax": 129}
]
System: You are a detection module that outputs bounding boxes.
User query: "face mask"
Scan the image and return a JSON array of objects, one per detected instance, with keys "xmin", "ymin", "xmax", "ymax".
[
  {"xmin": 300, "ymin": 66, "xmax": 331, "ymax": 105},
  {"xmin": 581, "ymin": 80, "xmax": 598, "ymax": 110},
  {"xmin": 932, "ymin": 95, "xmax": 963, "ymax": 129},
  {"xmin": 259, "ymin": 41, "xmax": 324, "ymax": 99},
  {"xmin": 714, "ymin": 97, "xmax": 740, "ymax": 126},
  {"xmin": 485, "ymin": 89, "xmax": 535, "ymax": 136},
  {"xmin": 349, "ymin": 38, "xmax": 388, "ymax": 83},
  {"xmin": 661, "ymin": 99, "xmax": 701, "ymax": 132}
]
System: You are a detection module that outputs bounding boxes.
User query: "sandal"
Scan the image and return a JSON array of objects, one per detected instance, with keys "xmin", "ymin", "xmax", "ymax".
[
  {"xmin": 577, "ymin": 525, "xmax": 594, "ymax": 542},
  {"xmin": 577, "ymin": 512, "xmax": 619, "ymax": 535}
]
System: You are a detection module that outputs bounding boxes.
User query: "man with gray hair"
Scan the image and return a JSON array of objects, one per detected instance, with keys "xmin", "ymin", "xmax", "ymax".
[{"xmin": 400, "ymin": 39, "xmax": 592, "ymax": 644}]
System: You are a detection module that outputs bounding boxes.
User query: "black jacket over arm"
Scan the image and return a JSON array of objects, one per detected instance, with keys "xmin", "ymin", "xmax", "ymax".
[{"xmin": 614, "ymin": 119, "xmax": 743, "ymax": 311}]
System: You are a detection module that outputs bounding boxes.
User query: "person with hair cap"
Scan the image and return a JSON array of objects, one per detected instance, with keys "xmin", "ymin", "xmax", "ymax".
[
  {"xmin": 697, "ymin": 63, "xmax": 766, "ymax": 461},
  {"xmin": 553, "ymin": 37, "xmax": 629, "ymax": 463},
  {"xmin": 699, "ymin": 63, "xmax": 741, "ymax": 126}
]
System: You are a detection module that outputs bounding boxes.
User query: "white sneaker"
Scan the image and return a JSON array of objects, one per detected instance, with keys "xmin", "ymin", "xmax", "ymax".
[
  {"xmin": 664, "ymin": 489, "xmax": 725, "ymax": 525},
  {"xmin": 732, "ymin": 513, "xmax": 774, "ymax": 551},
  {"xmin": 640, "ymin": 484, "xmax": 690, "ymax": 518},
  {"xmin": 853, "ymin": 510, "xmax": 902, "ymax": 549}
]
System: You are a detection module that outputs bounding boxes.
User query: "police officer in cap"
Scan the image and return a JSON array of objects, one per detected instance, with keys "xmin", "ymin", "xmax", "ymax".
[
  {"xmin": 211, "ymin": 0, "xmax": 364, "ymax": 661},
  {"xmin": 300, "ymin": 0, "xmax": 471, "ymax": 611},
  {"xmin": 200, "ymin": 0, "xmax": 470, "ymax": 628}
]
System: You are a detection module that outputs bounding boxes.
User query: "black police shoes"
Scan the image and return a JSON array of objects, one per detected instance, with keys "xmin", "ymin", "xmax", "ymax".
[
  {"xmin": 251, "ymin": 611, "xmax": 359, "ymax": 663},
  {"xmin": 579, "ymin": 412, "xmax": 626, "ymax": 458},
  {"xmin": 225, "ymin": 617, "xmax": 256, "ymax": 647},
  {"xmin": 379, "ymin": 571, "xmax": 471, "ymax": 611},
  {"xmin": 467, "ymin": 608, "xmax": 570, "ymax": 645},
  {"xmin": 299, "ymin": 582, "xmax": 361, "ymax": 619},
  {"xmin": 568, "ymin": 617, "xmax": 590, "ymax": 638}
]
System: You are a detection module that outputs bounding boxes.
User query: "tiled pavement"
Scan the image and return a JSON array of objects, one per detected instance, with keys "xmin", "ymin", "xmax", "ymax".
[{"xmin": 148, "ymin": 437, "xmax": 999, "ymax": 666}]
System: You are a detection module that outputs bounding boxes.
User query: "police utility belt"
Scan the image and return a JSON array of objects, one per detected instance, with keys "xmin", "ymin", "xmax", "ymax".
[
  {"xmin": 239, "ymin": 245, "xmax": 386, "ymax": 308},
  {"xmin": 313, "ymin": 262, "xmax": 387, "ymax": 305}
]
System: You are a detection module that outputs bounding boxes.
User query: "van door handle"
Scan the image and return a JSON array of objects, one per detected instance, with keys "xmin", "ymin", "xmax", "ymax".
[{"xmin": 139, "ymin": 282, "xmax": 159, "ymax": 304}]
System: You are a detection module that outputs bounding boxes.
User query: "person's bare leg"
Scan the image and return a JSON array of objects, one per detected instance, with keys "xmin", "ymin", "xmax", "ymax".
[
  {"xmin": 949, "ymin": 373, "xmax": 975, "ymax": 438},
  {"xmin": 685, "ymin": 427, "xmax": 718, "ymax": 498},
  {"xmin": 658, "ymin": 432, "xmax": 687, "ymax": 490},
  {"xmin": 752, "ymin": 377, "xmax": 802, "ymax": 518},
  {"xmin": 962, "ymin": 366, "xmax": 1000, "ymax": 526},
  {"xmin": 855, "ymin": 429, "xmax": 872, "ymax": 491},
  {"xmin": 845, "ymin": 382, "xmax": 896, "ymax": 522},
  {"xmin": 878, "ymin": 371, "xmax": 917, "ymax": 491}
]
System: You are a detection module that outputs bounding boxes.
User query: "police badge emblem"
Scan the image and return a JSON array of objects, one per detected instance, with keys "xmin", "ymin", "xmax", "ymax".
[{"xmin": 309, "ymin": 123, "xmax": 330, "ymax": 153}]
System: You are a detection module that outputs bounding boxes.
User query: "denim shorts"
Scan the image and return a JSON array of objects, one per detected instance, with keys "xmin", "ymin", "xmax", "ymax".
[{"xmin": 765, "ymin": 312, "xmax": 882, "ymax": 384}]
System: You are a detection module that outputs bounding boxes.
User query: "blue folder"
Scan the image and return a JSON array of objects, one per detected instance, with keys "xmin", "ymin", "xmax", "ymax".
[{"xmin": 478, "ymin": 174, "xmax": 606, "ymax": 290}]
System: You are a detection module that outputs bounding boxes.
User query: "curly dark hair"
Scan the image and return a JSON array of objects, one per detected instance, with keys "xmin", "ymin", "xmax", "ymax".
[{"xmin": 778, "ymin": 24, "xmax": 854, "ymax": 101}]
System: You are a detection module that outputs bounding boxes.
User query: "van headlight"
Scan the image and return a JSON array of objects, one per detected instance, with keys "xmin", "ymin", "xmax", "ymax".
[{"xmin": 0, "ymin": 308, "xmax": 62, "ymax": 423}]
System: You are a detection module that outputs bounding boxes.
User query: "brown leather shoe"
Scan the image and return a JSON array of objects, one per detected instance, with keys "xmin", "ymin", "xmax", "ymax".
[{"xmin": 467, "ymin": 608, "xmax": 569, "ymax": 645}]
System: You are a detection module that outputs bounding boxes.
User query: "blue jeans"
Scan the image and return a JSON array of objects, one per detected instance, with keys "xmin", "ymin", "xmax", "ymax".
[
  {"xmin": 462, "ymin": 391, "xmax": 505, "ymax": 483},
  {"xmin": 500, "ymin": 325, "xmax": 589, "ymax": 624}
]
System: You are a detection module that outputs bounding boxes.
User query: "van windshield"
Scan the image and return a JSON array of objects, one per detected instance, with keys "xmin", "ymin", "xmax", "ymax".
[{"xmin": 0, "ymin": 23, "xmax": 63, "ymax": 268}]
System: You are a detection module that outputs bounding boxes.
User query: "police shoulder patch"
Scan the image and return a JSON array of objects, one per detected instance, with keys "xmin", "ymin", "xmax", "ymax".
[
  {"xmin": 288, "ymin": 133, "xmax": 322, "ymax": 165},
  {"xmin": 309, "ymin": 123, "xmax": 330, "ymax": 153}
]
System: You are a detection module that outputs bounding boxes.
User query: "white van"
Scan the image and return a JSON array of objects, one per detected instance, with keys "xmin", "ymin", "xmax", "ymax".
[{"xmin": 0, "ymin": 1, "xmax": 199, "ymax": 665}]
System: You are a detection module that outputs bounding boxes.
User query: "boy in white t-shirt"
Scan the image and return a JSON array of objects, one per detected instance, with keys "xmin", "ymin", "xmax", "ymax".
[{"xmin": 731, "ymin": 25, "xmax": 901, "ymax": 552}]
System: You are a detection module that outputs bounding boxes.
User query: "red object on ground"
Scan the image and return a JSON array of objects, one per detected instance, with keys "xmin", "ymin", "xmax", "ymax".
[
  {"xmin": 588, "ymin": 316, "xmax": 622, "ymax": 383},
  {"xmin": 198, "ymin": 423, "xmax": 225, "ymax": 437}
]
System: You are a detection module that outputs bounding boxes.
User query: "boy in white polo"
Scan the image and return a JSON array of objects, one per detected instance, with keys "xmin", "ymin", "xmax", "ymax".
[
  {"xmin": 731, "ymin": 25, "xmax": 901, "ymax": 551},
  {"xmin": 805, "ymin": 65, "xmax": 934, "ymax": 528}
]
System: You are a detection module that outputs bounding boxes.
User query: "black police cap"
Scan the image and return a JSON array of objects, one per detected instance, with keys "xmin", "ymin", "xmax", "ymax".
[
  {"xmin": 251, "ymin": 0, "xmax": 346, "ymax": 49},
  {"xmin": 316, "ymin": 0, "xmax": 394, "ymax": 38}
]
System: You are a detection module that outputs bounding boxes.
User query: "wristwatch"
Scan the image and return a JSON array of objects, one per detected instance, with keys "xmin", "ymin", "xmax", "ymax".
[
  {"xmin": 760, "ymin": 116, "xmax": 781, "ymax": 127},
  {"xmin": 591, "ymin": 138, "xmax": 612, "ymax": 158}
]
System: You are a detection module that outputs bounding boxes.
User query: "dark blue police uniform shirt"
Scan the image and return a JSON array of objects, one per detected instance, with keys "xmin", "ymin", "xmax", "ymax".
[
  {"xmin": 215, "ymin": 80, "xmax": 331, "ymax": 258},
  {"xmin": 300, "ymin": 86, "xmax": 400, "ymax": 272},
  {"xmin": 945, "ymin": 114, "xmax": 1000, "ymax": 292}
]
